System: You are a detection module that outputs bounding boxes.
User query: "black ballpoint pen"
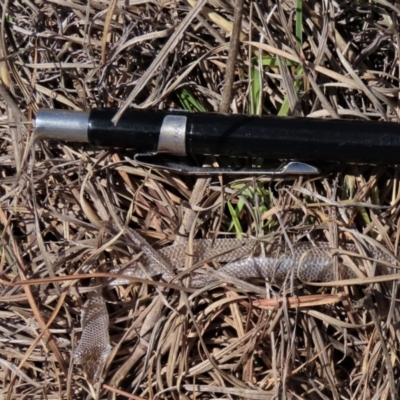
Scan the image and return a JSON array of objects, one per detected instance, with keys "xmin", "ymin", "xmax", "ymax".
[{"xmin": 35, "ymin": 108, "xmax": 400, "ymax": 175}]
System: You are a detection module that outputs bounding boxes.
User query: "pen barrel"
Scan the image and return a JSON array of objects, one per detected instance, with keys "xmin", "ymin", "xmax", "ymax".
[
  {"xmin": 85, "ymin": 109, "xmax": 400, "ymax": 164},
  {"xmin": 184, "ymin": 113, "xmax": 400, "ymax": 164},
  {"xmin": 88, "ymin": 109, "xmax": 162, "ymax": 152}
]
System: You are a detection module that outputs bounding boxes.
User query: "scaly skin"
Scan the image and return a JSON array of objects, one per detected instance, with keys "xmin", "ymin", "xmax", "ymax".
[
  {"xmin": 117, "ymin": 239, "xmax": 397, "ymax": 286},
  {"xmin": 76, "ymin": 236, "xmax": 398, "ymax": 381}
]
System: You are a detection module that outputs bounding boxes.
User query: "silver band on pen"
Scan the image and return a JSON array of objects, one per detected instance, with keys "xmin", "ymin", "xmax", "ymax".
[{"xmin": 157, "ymin": 115, "xmax": 187, "ymax": 155}]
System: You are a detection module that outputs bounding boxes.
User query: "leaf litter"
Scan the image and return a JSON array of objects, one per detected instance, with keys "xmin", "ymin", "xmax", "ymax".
[{"xmin": 1, "ymin": 0, "xmax": 400, "ymax": 399}]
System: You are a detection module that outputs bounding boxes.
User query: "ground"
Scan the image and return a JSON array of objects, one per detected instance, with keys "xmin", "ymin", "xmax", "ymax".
[{"xmin": 1, "ymin": 0, "xmax": 400, "ymax": 399}]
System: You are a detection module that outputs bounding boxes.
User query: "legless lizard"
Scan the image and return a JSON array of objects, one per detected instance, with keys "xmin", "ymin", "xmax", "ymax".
[{"xmin": 74, "ymin": 234, "xmax": 397, "ymax": 382}]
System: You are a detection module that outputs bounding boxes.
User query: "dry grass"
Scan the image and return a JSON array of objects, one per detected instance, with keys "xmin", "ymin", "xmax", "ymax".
[{"xmin": 1, "ymin": 0, "xmax": 400, "ymax": 399}]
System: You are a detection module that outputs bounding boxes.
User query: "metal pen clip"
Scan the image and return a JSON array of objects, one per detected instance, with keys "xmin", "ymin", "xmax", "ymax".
[
  {"xmin": 134, "ymin": 153, "xmax": 320, "ymax": 176},
  {"xmin": 134, "ymin": 114, "xmax": 320, "ymax": 176}
]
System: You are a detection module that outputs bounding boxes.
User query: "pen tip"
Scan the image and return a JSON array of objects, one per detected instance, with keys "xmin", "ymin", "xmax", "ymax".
[{"xmin": 35, "ymin": 109, "xmax": 89, "ymax": 143}]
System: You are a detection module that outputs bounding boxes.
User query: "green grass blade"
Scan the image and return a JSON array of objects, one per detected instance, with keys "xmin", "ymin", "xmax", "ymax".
[{"xmin": 176, "ymin": 88, "xmax": 206, "ymax": 112}]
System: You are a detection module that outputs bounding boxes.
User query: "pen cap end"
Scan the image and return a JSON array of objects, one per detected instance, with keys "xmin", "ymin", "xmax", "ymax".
[{"xmin": 35, "ymin": 109, "xmax": 89, "ymax": 142}]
